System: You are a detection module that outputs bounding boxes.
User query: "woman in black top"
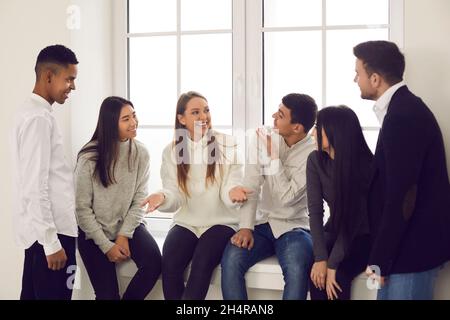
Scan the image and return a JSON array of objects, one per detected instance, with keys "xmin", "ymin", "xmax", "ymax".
[{"xmin": 307, "ymin": 106, "xmax": 373, "ymax": 300}]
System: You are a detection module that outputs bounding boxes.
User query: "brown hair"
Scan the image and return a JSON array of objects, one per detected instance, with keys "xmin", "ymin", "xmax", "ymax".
[{"xmin": 174, "ymin": 91, "xmax": 222, "ymax": 196}]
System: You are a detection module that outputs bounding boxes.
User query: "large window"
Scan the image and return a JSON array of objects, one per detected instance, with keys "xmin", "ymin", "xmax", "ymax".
[{"xmin": 114, "ymin": 0, "xmax": 403, "ymax": 217}]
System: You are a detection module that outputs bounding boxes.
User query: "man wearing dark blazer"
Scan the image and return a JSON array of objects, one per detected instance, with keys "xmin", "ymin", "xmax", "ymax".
[{"xmin": 353, "ymin": 40, "xmax": 450, "ymax": 300}]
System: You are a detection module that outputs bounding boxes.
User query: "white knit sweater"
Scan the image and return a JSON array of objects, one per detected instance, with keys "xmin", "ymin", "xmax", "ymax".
[{"xmin": 157, "ymin": 130, "xmax": 243, "ymax": 237}]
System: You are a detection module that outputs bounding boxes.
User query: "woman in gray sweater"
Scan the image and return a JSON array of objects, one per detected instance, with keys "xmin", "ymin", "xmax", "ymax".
[
  {"xmin": 75, "ymin": 96, "xmax": 161, "ymax": 299},
  {"xmin": 307, "ymin": 106, "xmax": 373, "ymax": 300}
]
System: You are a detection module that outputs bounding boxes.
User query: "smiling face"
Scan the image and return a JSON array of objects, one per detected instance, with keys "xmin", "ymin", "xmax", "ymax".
[
  {"xmin": 177, "ymin": 96, "xmax": 211, "ymax": 139},
  {"xmin": 118, "ymin": 104, "xmax": 138, "ymax": 141},
  {"xmin": 47, "ymin": 64, "xmax": 77, "ymax": 105},
  {"xmin": 272, "ymin": 103, "xmax": 302, "ymax": 138}
]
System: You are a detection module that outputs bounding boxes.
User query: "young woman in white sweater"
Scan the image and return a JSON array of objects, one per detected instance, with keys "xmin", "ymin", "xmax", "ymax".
[
  {"xmin": 141, "ymin": 91, "xmax": 242, "ymax": 300},
  {"xmin": 76, "ymin": 96, "xmax": 161, "ymax": 300}
]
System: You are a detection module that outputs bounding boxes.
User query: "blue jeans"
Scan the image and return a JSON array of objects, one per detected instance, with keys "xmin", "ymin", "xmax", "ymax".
[
  {"xmin": 377, "ymin": 265, "xmax": 441, "ymax": 300},
  {"xmin": 221, "ymin": 223, "xmax": 313, "ymax": 300}
]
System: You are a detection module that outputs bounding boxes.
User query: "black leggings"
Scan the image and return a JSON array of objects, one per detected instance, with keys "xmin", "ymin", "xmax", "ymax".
[
  {"xmin": 309, "ymin": 234, "xmax": 370, "ymax": 300},
  {"xmin": 162, "ymin": 224, "xmax": 235, "ymax": 300},
  {"xmin": 78, "ymin": 224, "xmax": 161, "ymax": 300}
]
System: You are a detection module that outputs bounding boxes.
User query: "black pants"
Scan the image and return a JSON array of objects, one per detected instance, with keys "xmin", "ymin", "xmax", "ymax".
[
  {"xmin": 78, "ymin": 224, "xmax": 161, "ymax": 300},
  {"xmin": 162, "ymin": 224, "xmax": 235, "ymax": 300},
  {"xmin": 21, "ymin": 234, "xmax": 76, "ymax": 300},
  {"xmin": 309, "ymin": 234, "xmax": 370, "ymax": 300}
]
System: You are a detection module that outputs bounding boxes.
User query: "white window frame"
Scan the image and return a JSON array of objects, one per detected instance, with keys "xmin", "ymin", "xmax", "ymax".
[
  {"xmin": 247, "ymin": 0, "xmax": 404, "ymax": 131},
  {"xmin": 112, "ymin": 0, "xmax": 404, "ymax": 223}
]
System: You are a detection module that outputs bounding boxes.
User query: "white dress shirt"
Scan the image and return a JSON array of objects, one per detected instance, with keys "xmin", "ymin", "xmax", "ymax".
[
  {"xmin": 239, "ymin": 133, "xmax": 315, "ymax": 238},
  {"xmin": 12, "ymin": 93, "xmax": 78, "ymax": 255},
  {"xmin": 373, "ymin": 81, "xmax": 406, "ymax": 125}
]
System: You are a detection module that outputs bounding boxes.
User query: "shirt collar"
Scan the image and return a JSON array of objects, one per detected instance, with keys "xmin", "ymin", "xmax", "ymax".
[
  {"xmin": 373, "ymin": 81, "xmax": 406, "ymax": 125},
  {"xmin": 280, "ymin": 133, "xmax": 312, "ymax": 151},
  {"xmin": 30, "ymin": 93, "xmax": 53, "ymax": 112}
]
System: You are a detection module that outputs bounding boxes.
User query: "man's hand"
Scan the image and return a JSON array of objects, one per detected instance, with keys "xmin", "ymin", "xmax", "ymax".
[
  {"xmin": 229, "ymin": 186, "xmax": 253, "ymax": 203},
  {"xmin": 310, "ymin": 260, "xmax": 327, "ymax": 290},
  {"xmin": 115, "ymin": 235, "xmax": 131, "ymax": 258},
  {"xmin": 256, "ymin": 127, "xmax": 279, "ymax": 160},
  {"xmin": 141, "ymin": 192, "xmax": 165, "ymax": 213},
  {"xmin": 46, "ymin": 248, "xmax": 68, "ymax": 271},
  {"xmin": 230, "ymin": 229, "xmax": 254, "ymax": 250},
  {"xmin": 106, "ymin": 244, "xmax": 129, "ymax": 263}
]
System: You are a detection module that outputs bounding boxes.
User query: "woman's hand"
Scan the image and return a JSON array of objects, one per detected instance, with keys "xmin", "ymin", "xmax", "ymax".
[
  {"xmin": 310, "ymin": 260, "xmax": 327, "ymax": 290},
  {"xmin": 326, "ymin": 268, "xmax": 343, "ymax": 300},
  {"xmin": 229, "ymin": 186, "xmax": 253, "ymax": 203},
  {"xmin": 141, "ymin": 192, "xmax": 165, "ymax": 213},
  {"xmin": 115, "ymin": 235, "xmax": 131, "ymax": 258},
  {"xmin": 106, "ymin": 244, "xmax": 129, "ymax": 263}
]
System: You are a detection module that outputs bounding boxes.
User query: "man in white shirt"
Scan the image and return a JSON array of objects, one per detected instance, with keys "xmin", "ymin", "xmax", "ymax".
[
  {"xmin": 12, "ymin": 45, "xmax": 79, "ymax": 300},
  {"xmin": 221, "ymin": 93, "xmax": 317, "ymax": 300}
]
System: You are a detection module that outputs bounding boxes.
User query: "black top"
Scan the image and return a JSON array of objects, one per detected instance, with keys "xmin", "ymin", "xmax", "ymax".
[
  {"xmin": 368, "ymin": 86, "xmax": 450, "ymax": 276},
  {"xmin": 306, "ymin": 150, "xmax": 370, "ymax": 269}
]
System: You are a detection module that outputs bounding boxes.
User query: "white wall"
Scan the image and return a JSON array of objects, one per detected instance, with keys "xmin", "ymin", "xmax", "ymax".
[
  {"xmin": 404, "ymin": 0, "xmax": 450, "ymax": 179},
  {"xmin": 69, "ymin": 0, "xmax": 113, "ymax": 160},
  {"xmin": 0, "ymin": 0, "xmax": 113, "ymax": 299},
  {"xmin": 0, "ymin": 0, "xmax": 449, "ymax": 300},
  {"xmin": 0, "ymin": 0, "xmax": 72, "ymax": 300},
  {"xmin": 403, "ymin": 0, "xmax": 450, "ymax": 299}
]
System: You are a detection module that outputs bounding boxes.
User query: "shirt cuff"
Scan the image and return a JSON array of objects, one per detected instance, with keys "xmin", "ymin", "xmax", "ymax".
[
  {"xmin": 43, "ymin": 239, "xmax": 62, "ymax": 256},
  {"xmin": 99, "ymin": 241, "xmax": 116, "ymax": 255}
]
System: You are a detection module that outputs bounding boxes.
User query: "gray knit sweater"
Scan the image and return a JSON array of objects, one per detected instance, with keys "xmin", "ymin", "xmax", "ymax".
[{"xmin": 75, "ymin": 139, "xmax": 149, "ymax": 253}]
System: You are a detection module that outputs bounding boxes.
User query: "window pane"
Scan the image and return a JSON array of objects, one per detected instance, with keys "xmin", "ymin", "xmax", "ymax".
[
  {"xmin": 326, "ymin": 28, "xmax": 388, "ymax": 127},
  {"xmin": 181, "ymin": 34, "xmax": 232, "ymax": 126},
  {"xmin": 326, "ymin": 0, "xmax": 389, "ymax": 26},
  {"xmin": 264, "ymin": 31, "xmax": 322, "ymax": 125},
  {"xmin": 264, "ymin": 0, "xmax": 322, "ymax": 28},
  {"xmin": 181, "ymin": 0, "xmax": 231, "ymax": 31},
  {"xmin": 128, "ymin": 0, "xmax": 176, "ymax": 33},
  {"xmin": 129, "ymin": 37, "xmax": 177, "ymax": 126},
  {"xmin": 137, "ymin": 128, "xmax": 174, "ymax": 193}
]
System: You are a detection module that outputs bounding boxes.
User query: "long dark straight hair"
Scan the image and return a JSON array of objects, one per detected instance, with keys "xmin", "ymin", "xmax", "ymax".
[
  {"xmin": 316, "ymin": 105, "xmax": 373, "ymax": 238},
  {"xmin": 174, "ymin": 91, "xmax": 222, "ymax": 197},
  {"xmin": 78, "ymin": 96, "xmax": 137, "ymax": 188}
]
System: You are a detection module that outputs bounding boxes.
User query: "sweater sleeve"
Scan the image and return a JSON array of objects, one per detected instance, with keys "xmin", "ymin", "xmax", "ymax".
[
  {"xmin": 157, "ymin": 144, "xmax": 187, "ymax": 212},
  {"xmin": 306, "ymin": 151, "xmax": 329, "ymax": 262},
  {"xmin": 75, "ymin": 157, "xmax": 114, "ymax": 254},
  {"xmin": 119, "ymin": 143, "xmax": 149, "ymax": 238},
  {"xmin": 327, "ymin": 231, "xmax": 347, "ymax": 270}
]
